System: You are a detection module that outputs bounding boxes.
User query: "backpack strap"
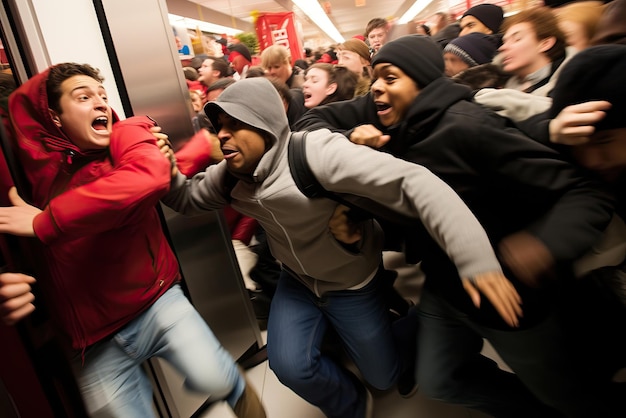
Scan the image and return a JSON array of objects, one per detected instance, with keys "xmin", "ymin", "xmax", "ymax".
[
  {"xmin": 288, "ymin": 131, "xmax": 371, "ymax": 221},
  {"xmin": 288, "ymin": 131, "xmax": 327, "ymax": 198}
]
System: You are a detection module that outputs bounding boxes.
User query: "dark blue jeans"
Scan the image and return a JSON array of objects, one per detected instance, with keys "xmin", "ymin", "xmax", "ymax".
[
  {"xmin": 267, "ymin": 270, "xmax": 399, "ymax": 418},
  {"xmin": 416, "ymin": 288, "xmax": 617, "ymax": 418}
]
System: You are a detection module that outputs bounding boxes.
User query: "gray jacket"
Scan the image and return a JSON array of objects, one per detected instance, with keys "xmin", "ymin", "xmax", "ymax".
[{"xmin": 162, "ymin": 77, "xmax": 501, "ymax": 295}]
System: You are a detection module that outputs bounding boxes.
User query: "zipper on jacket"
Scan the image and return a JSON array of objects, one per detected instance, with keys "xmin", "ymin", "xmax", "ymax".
[
  {"xmin": 65, "ymin": 149, "xmax": 76, "ymax": 165},
  {"xmin": 256, "ymin": 199, "xmax": 324, "ymax": 297}
]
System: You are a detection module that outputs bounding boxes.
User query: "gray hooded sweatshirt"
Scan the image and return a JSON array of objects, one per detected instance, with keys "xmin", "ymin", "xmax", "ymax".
[{"xmin": 162, "ymin": 77, "xmax": 501, "ymax": 295}]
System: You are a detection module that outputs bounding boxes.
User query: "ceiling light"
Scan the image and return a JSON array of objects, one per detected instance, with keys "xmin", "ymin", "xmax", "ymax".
[
  {"xmin": 168, "ymin": 13, "xmax": 243, "ymax": 37},
  {"xmin": 292, "ymin": 0, "xmax": 345, "ymax": 44},
  {"xmin": 397, "ymin": 0, "xmax": 434, "ymax": 24}
]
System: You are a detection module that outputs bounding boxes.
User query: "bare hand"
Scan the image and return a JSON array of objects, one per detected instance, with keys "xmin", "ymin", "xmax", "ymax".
[
  {"xmin": 328, "ymin": 205, "xmax": 362, "ymax": 244},
  {"xmin": 0, "ymin": 272, "xmax": 36, "ymax": 325},
  {"xmin": 549, "ymin": 101, "xmax": 611, "ymax": 146},
  {"xmin": 156, "ymin": 137, "xmax": 178, "ymax": 176},
  {"xmin": 0, "ymin": 187, "xmax": 40, "ymax": 237},
  {"xmin": 203, "ymin": 129, "xmax": 224, "ymax": 163},
  {"xmin": 462, "ymin": 271, "xmax": 522, "ymax": 328},
  {"xmin": 498, "ymin": 231, "xmax": 555, "ymax": 288},
  {"xmin": 349, "ymin": 125, "xmax": 391, "ymax": 149}
]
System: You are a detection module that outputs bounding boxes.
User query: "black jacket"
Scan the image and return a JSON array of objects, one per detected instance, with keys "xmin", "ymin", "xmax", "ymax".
[{"xmin": 296, "ymin": 77, "xmax": 614, "ymax": 328}]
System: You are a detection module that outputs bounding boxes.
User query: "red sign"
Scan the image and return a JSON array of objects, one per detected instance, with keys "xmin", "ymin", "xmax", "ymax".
[{"xmin": 255, "ymin": 12, "xmax": 304, "ymax": 65}]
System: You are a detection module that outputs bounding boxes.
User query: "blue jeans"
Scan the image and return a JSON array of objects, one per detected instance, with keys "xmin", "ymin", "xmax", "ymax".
[
  {"xmin": 70, "ymin": 284, "xmax": 244, "ymax": 417},
  {"xmin": 267, "ymin": 270, "xmax": 399, "ymax": 418},
  {"xmin": 416, "ymin": 288, "xmax": 614, "ymax": 418}
]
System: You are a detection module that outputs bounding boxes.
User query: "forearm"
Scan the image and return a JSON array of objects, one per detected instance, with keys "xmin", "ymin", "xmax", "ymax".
[{"xmin": 161, "ymin": 168, "xmax": 230, "ymax": 215}]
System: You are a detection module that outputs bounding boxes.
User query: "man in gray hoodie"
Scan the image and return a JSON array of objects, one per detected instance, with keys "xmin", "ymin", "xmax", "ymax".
[{"xmin": 161, "ymin": 77, "xmax": 521, "ymax": 418}]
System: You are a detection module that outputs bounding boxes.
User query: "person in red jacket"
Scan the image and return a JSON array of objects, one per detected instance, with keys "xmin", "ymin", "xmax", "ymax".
[{"xmin": 0, "ymin": 62, "xmax": 264, "ymax": 418}]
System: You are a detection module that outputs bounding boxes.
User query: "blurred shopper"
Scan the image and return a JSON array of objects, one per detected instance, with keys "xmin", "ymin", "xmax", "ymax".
[
  {"xmin": 336, "ymin": 38, "xmax": 373, "ymax": 96},
  {"xmin": 364, "ymin": 18, "xmax": 389, "ymax": 55},
  {"xmin": 302, "ymin": 63, "xmax": 358, "ymax": 109},
  {"xmin": 459, "ymin": 3, "xmax": 504, "ymax": 36},
  {"xmin": 443, "ymin": 33, "xmax": 500, "ymax": 77}
]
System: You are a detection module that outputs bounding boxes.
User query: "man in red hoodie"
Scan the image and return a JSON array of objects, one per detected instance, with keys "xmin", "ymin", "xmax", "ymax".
[{"xmin": 0, "ymin": 62, "xmax": 264, "ymax": 418}]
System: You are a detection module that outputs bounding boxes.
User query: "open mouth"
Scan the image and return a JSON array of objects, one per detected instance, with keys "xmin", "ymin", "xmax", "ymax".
[
  {"xmin": 375, "ymin": 102, "xmax": 391, "ymax": 112},
  {"xmin": 221, "ymin": 148, "xmax": 239, "ymax": 159},
  {"xmin": 92, "ymin": 116, "xmax": 109, "ymax": 131}
]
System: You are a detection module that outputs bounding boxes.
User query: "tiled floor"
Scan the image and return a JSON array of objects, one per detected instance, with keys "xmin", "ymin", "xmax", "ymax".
[{"xmin": 201, "ymin": 252, "xmax": 501, "ymax": 418}]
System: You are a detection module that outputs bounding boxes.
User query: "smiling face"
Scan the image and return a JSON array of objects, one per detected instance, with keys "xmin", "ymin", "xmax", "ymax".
[
  {"xmin": 49, "ymin": 74, "xmax": 112, "ymax": 151},
  {"xmin": 302, "ymin": 67, "xmax": 337, "ymax": 109},
  {"xmin": 370, "ymin": 63, "xmax": 420, "ymax": 127},
  {"xmin": 217, "ymin": 113, "xmax": 269, "ymax": 174}
]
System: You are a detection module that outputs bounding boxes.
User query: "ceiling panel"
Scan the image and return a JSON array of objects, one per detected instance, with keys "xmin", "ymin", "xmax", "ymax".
[{"xmin": 186, "ymin": 0, "xmax": 426, "ymax": 45}]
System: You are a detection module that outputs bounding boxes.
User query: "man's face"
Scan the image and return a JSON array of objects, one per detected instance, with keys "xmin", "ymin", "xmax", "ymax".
[
  {"xmin": 459, "ymin": 15, "xmax": 493, "ymax": 36},
  {"xmin": 370, "ymin": 63, "xmax": 420, "ymax": 127},
  {"xmin": 217, "ymin": 113, "xmax": 268, "ymax": 174},
  {"xmin": 500, "ymin": 22, "xmax": 554, "ymax": 78},
  {"xmin": 231, "ymin": 55, "xmax": 249, "ymax": 75},
  {"xmin": 49, "ymin": 74, "xmax": 112, "ymax": 150},
  {"xmin": 367, "ymin": 27, "xmax": 387, "ymax": 53},
  {"xmin": 337, "ymin": 49, "xmax": 367, "ymax": 75},
  {"xmin": 198, "ymin": 59, "xmax": 217, "ymax": 87},
  {"xmin": 571, "ymin": 128, "xmax": 626, "ymax": 182},
  {"xmin": 444, "ymin": 53, "xmax": 470, "ymax": 77}
]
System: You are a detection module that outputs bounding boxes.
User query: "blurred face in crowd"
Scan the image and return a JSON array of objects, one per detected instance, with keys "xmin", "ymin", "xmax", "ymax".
[
  {"xmin": 49, "ymin": 75, "xmax": 112, "ymax": 150},
  {"xmin": 570, "ymin": 128, "xmax": 626, "ymax": 182},
  {"xmin": 264, "ymin": 60, "xmax": 292, "ymax": 83},
  {"xmin": 336, "ymin": 49, "xmax": 368, "ymax": 76},
  {"xmin": 370, "ymin": 63, "xmax": 420, "ymax": 127},
  {"xmin": 198, "ymin": 59, "xmax": 219, "ymax": 87},
  {"xmin": 367, "ymin": 27, "xmax": 388, "ymax": 53},
  {"xmin": 444, "ymin": 53, "xmax": 470, "ymax": 77},
  {"xmin": 500, "ymin": 22, "xmax": 555, "ymax": 78},
  {"xmin": 558, "ymin": 20, "xmax": 589, "ymax": 51},
  {"xmin": 459, "ymin": 15, "xmax": 493, "ymax": 36},
  {"xmin": 189, "ymin": 90, "xmax": 203, "ymax": 112},
  {"xmin": 230, "ymin": 55, "xmax": 249, "ymax": 75},
  {"xmin": 302, "ymin": 67, "xmax": 337, "ymax": 109}
]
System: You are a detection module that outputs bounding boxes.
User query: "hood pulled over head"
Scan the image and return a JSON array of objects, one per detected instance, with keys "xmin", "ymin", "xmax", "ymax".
[{"xmin": 204, "ymin": 77, "xmax": 289, "ymax": 147}]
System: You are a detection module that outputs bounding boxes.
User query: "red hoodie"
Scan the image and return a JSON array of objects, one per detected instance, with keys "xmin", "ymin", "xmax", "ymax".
[{"xmin": 7, "ymin": 68, "xmax": 180, "ymax": 350}]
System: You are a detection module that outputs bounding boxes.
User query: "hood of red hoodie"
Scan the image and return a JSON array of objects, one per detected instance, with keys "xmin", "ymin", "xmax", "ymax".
[{"xmin": 7, "ymin": 67, "xmax": 120, "ymax": 206}]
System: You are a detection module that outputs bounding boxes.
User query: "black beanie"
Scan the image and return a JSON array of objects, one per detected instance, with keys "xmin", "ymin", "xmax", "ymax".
[
  {"xmin": 443, "ymin": 33, "xmax": 499, "ymax": 67},
  {"xmin": 462, "ymin": 4, "xmax": 504, "ymax": 34},
  {"xmin": 371, "ymin": 35, "xmax": 444, "ymax": 88},
  {"xmin": 549, "ymin": 44, "xmax": 626, "ymax": 132}
]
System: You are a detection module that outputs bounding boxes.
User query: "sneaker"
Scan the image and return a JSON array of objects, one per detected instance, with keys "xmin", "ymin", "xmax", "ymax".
[{"xmin": 396, "ymin": 368, "xmax": 418, "ymax": 398}]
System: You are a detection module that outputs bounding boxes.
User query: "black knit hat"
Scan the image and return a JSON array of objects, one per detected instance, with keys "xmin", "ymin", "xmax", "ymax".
[
  {"xmin": 549, "ymin": 44, "xmax": 626, "ymax": 131},
  {"xmin": 227, "ymin": 43, "xmax": 252, "ymax": 62},
  {"xmin": 371, "ymin": 35, "xmax": 444, "ymax": 88},
  {"xmin": 461, "ymin": 4, "xmax": 504, "ymax": 34},
  {"xmin": 443, "ymin": 33, "xmax": 499, "ymax": 67}
]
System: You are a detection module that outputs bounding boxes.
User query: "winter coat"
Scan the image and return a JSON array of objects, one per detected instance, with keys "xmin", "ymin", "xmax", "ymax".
[{"xmin": 7, "ymin": 69, "xmax": 179, "ymax": 350}]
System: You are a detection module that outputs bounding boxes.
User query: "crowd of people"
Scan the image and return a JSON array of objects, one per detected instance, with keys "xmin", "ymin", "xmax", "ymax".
[{"xmin": 1, "ymin": 1, "xmax": 626, "ymax": 418}]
